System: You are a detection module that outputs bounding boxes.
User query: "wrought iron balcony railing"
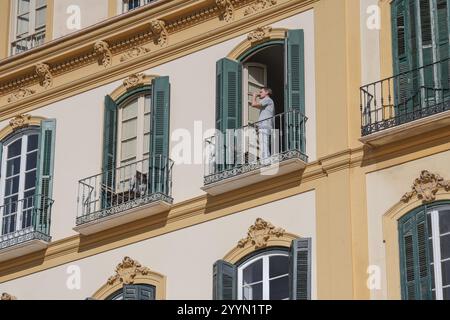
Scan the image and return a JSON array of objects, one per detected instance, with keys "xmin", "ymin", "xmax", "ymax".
[
  {"xmin": 10, "ymin": 30, "xmax": 46, "ymax": 56},
  {"xmin": 76, "ymin": 155, "xmax": 173, "ymax": 226},
  {"xmin": 204, "ymin": 110, "xmax": 308, "ymax": 185},
  {"xmin": 361, "ymin": 58, "xmax": 450, "ymax": 136},
  {"xmin": 0, "ymin": 195, "xmax": 54, "ymax": 250}
]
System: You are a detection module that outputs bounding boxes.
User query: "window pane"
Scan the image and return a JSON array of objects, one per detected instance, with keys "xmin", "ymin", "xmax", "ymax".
[
  {"xmin": 444, "ymin": 287, "xmax": 450, "ymax": 300},
  {"xmin": 122, "ymin": 119, "xmax": 137, "ymax": 141},
  {"xmin": 243, "ymin": 258, "xmax": 263, "ymax": 285},
  {"xmin": 8, "ymin": 139, "xmax": 22, "ymax": 158},
  {"xmin": 441, "ymin": 260, "xmax": 450, "ymax": 287},
  {"xmin": 122, "ymin": 100, "xmax": 138, "ymax": 120},
  {"xmin": 3, "ymin": 195, "xmax": 18, "ymax": 215},
  {"xmin": 18, "ymin": 0, "xmax": 30, "ymax": 14},
  {"xmin": 35, "ymin": 7, "xmax": 46, "ymax": 28},
  {"xmin": 36, "ymin": 0, "xmax": 46, "ymax": 7},
  {"xmin": 27, "ymin": 134, "xmax": 38, "ymax": 151},
  {"xmin": 5, "ymin": 176, "xmax": 20, "ymax": 196},
  {"xmin": 269, "ymin": 255, "xmax": 289, "ymax": 279},
  {"xmin": 144, "ymin": 113, "xmax": 150, "ymax": 133},
  {"xmin": 439, "ymin": 210, "xmax": 450, "ymax": 235},
  {"xmin": 143, "ymin": 133, "xmax": 150, "ymax": 154},
  {"xmin": 17, "ymin": 14, "xmax": 30, "ymax": 35},
  {"xmin": 440, "ymin": 233, "xmax": 450, "ymax": 260},
  {"xmin": 6, "ymin": 158, "xmax": 21, "ymax": 176},
  {"xmin": 26, "ymin": 151, "xmax": 37, "ymax": 171},
  {"xmin": 24, "ymin": 189, "xmax": 35, "ymax": 202},
  {"xmin": 25, "ymin": 170, "xmax": 36, "ymax": 190},
  {"xmin": 121, "ymin": 139, "xmax": 137, "ymax": 161},
  {"xmin": 269, "ymin": 275, "xmax": 289, "ymax": 300},
  {"xmin": 243, "ymin": 283, "xmax": 262, "ymax": 300},
  {"xmin": 144, "ymin": 95, "xmax": 151, "ymax": 113},
  {"xmin": 248, "ymin": 66, "xmax": 265, "ymax": 85}
]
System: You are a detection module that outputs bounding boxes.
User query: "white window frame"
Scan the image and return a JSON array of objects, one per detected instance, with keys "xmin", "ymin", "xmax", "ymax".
[
  {"xmin": 121, "ymin": 0, "xmax": 153, "ymax": 13},
  {"xmin": 237, "ymin": 251, "xmax": 289, "ymax": 300},
  {"xmin": 242, "ymin": 62, "xmax": 268, "ymax": 125},
  {"xmin": 0, "ymin": 130, "xmax": 39, "ymax": 235},
  {"xmin": 429, "ymin": 205, "xmax": 450, "ymax": 300}
]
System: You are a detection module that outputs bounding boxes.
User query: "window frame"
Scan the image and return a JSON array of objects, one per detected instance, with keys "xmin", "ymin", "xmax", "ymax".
[{"xmin": 242, "ymin": 62, "xmax": 268, "ymax": 125}]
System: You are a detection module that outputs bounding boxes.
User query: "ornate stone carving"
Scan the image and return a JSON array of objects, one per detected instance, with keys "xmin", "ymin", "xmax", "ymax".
[
  {"xmin": 1, "ymin": 293, "xmax": 17, "ymax": 300},
  {"xmin": 401, "ymin": 170, "xmax": 450, "ymax": 203},
  {"xmin": 9, "ymin": 114, "xmax": 32, "ymax": 131},
  {"xmin": 107, "ymin": 257, "xmax": 151, "ymax": 286},
  {"xmin": 94, "ymin": 40, "xmax": 112, "ymax": 68},
  {"xmin": 247, "ymin": 26, "xmax": 272, "ymax": 43},
  {"xmin": 238, "ymin": 218, "xmax": 285, "ymax": 249},
  {"xmin": 150, "ymin": 20, "xmax": 169, "ymax": 47},
  {"xmin": 35, "ymin": 63, "xmax": 53, "ymax": 89},
  {"xmin": 216, "ymin": 0, "xmax": 234, "ymax": 22},
  {"xmin": 120, "ymin": 46, "xmax": 151, "ymax": 62},
  {"xmin": 8, "ymin": 88, "xmax": 36, "ymax": 103},
  {"xmin": 244, "ymin": 0, "xmax": 277, "ymax": 16},
  {"xmin": 123, "ymin": 73, "xmax": 146, "ymax": 90}
]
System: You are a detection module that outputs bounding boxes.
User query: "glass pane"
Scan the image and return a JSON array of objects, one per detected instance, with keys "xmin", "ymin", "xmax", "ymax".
[
  {"xmin": 26, "ymin": 151, "xmax": 37, "ymax": 171},
  {"xmin": 144, "ymin": 95, "xmax": 151, "ymax": 113},
  {"xmin": 25, "ymin": 170, "xmax": 36, "ymax": 190},
  {"xmin": 18, "ymin": 0, "xmax": 30, "ymax": 14},
  {"xmin": 143, "ymin": 133, "xmax": 150, "ymax": 154},
  {"xmin": 36, "ymin": 0, "xmax": 46, "ymax": 7},
  {"xmin": 122, "ymin": 100, "xmax": 138, "ymax": 120},
  {"xmin": 439, "ymin": 210, "xmax": 450, "ymax": 235},
  {"xmin": 243, "ymin": 258, "xmax": 263, "ymax": 285},
  {"xmin": 6, "ymin": 158, "xmax": 21, "ymax": 176},
  {"xmin": 269, "ymin": 275, "xmax": 289, "ymax": 300},
  {"xmin": 269, "ymin": 255, "xmax": 289, "ymax": 278},
  {"xmin": 444, "ymin": 287, "xmax": 450, "ymax": 300},
  {"xmin": 35, "ymin": 7, "xmax": 46, "ymax": 28},
  {"xmin": 24, "ymin": 189, "xmax": 35, "ymax": 203},
  {"xmin": 429, "ymin": 238, "xmax": 434, "ymax": 263},
  {"xmin": 121, "ymin": 139, "xmax": 137, "ymax": 161},
  {"xmin": 5, "ymin": 176, "xmax": 20, "ymax": 196},
  {"xmin": 8, "ymin": 139, "xmax": 22, "ymax": 158},
  {"xmin": 122, "ymin": 119, "xmax": 137, "ymax": 141},
  {"xmin": 441, "ymin": 260, "xmax": 450, "ymax": 287},
  {"xmin": 3, "ymin": 195, "xmax": 18, "ymax": 215},
  {"xmin": 17, "ymin": 14, "xmax": 30, "ymax": 35},
  {"xmin": 27, "ymin": 134, "xmax": 38, "ymax": 151},
  {"xmin": 440, "ymin": 233, "xmax": 450, "ymax": 260},
  {"xmin": 144, "ymin": 113, "xmax": 150, "ymax": 133},
  {"xmin": 243, "ymin": 283, "xmax": 262, "ymax": 300},
  {"xmin": 248, "ymin": 66, "xmax": 265, "ymax": 85}
]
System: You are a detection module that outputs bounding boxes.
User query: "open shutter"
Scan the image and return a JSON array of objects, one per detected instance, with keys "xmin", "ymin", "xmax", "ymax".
[
  {"xmin": 399, "ymin": 209, "xmax": 432, "ymax": 300},
  {"xmin": 149, "ymin": 76, "xmax": 170, "ymax": 194},
  {"xmin": 289, "ymin": 237, "xmax": 312, "ymax": 300},
  {"xmin": 436, "ymin": 0, "xmax": 449, "ymax": 99},
  {"xmin": 0, "ymin": 142, "xmax": 3, "ymax": 178},
  {"xmin": 213, "ymin": 260, "xmax": 237, "ymax": 300},
  {"xmin": 35, "ymin": 119, "xmax": 56, "ymax": 235},
  {"xmin": 101, "ymin": 95, "xmax": 117, "ymax": 208},
  {"xmin": 123, "ymin": 284, "xmax": 156, "ymax": 300}
]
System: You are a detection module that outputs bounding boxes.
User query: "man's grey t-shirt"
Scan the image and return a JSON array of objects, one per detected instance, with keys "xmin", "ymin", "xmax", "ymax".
[{"xmin": 258, "ymin": 96, "xmax": 275, "ymax": 129}]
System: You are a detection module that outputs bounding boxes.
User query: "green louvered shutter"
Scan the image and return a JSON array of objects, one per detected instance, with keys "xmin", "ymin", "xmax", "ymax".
[
  {"xmin": 216, "ymin": 58, "xmax": 242, "ymax": 171},
  {"xmin": 213, "ymin": 260, "xmax": 237, "ymax": 300},
  {"xmin": 419, "ymin": 0, "xmax": 436, "ymax": 100},
  {"xmin": 123, "ymin": 284, "xmax": 156, "ymax": 300},
  {"xmin": 150, "ymin": 76, "xmax": 170, "ymax": 194},
  {"xmin": 289, "ymin": 238, "xmax": 312, "ymax": 300},
  {"xmin": 399, "ymin": 209, "xmax": 432, "ymax": 300},
  {"xmin": 101, "ymin": 95, "xmax": 117, "ymax": 208},
  {"xmin": 436, "ymin": 0, "xmax": 449, "ymax": 99},
  {"xmin": 285, "ymin": 29, "xmax": 306, "ymax": 152},
  {"xmin": 0, "ymin": 142, "xmax": 3, "ymax": 178},
  {"xmin": 35, "ymin": 119, "xmax": 56, "ymax": 235}
]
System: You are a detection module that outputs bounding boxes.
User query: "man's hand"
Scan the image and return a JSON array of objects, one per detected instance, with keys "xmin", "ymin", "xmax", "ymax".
[{"xmin": 252, "ymin": 92, "xmax": 261, "ymax": 109}]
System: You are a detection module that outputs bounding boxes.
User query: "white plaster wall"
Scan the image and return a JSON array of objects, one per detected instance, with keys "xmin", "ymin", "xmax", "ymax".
[
  {"xmin": 52, "ymin": 0, "xmax": 109, "ymax": 39},
  {"xmin": 0, "ymin": 191, "xmax": 316, "ymax": 300},
  {"xmin": 0, "ymin": 11, "xmax": 316, "ymax": 242},
  {"xmin": 360, "ymin": 0, "xmax": 381, "ymax": 85},
  {"xmin": 366, "ymin": 151, "xmax": 450, "ymax": 299}
]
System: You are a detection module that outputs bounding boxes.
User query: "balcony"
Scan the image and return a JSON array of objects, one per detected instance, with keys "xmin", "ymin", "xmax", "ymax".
[
  {"xmin": 360, "ymin": 58, "xmax": 450, "ymax": 147},
  {"xmin": 74, "ymin": 156, "xmax": 173, "ymax": 235},
  {"xmin": 202, "ymin": 110, "xmax": 308, "ymax": 196},
  {"xmin": 11, "ymin": 30, "xmax": 46, "ymax": 56},
  {"xmin": 0, "ymin": 195, "xmax": 53, "ymax": 262}
]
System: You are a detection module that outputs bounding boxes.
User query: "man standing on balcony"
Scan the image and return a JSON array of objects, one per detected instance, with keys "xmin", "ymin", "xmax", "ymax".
[{"xmin": 252, "ymin": 88, "xmax": 275, "ymax": 161}]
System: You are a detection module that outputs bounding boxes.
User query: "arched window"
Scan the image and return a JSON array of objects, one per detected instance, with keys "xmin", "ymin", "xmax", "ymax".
[
  {"xmin": 106, "ymin": 284, "xmax": 156, "ymax": 301},
  {"xmin": 399, "ymin": 201, "xmax": 450, "ymax": 300}
]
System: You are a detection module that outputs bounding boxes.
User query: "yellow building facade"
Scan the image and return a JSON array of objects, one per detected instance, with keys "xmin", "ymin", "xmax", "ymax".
[{"xmin": 0, "ymin": 0, "xmax": 448, "ymax": 300}]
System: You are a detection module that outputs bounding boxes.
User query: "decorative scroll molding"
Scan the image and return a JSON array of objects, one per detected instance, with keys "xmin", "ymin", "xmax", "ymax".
[
  {"xmin": 35, "ymin": 63, "xmax": 53, "ymax": 89},
  {"xmin": 94, "ymin": 40, "xmax": 112, "ymax": 68},
  {"xmin": 401, "ymin": 170, "xmax": 450, "ymax": 204},
  {"xmin": 244, "ymin": 0, "xmax": 277, "ymax": 16},
  {"xmin": 7, "ymin": 88, "xmax": 36, "ymax": 103},
  {"xmin": 237, "ymin": 218, "xmax": 285, "ymax": 250},
  {"xmin": 120, "ymin": 46, "xmax": 151, "ymax": 62},
  {"xmin": 123, "ymin": 73, "xmax": 147, "ymax": 90},
  {"xmin": 1, "ymin": 293, "xmax": 17, "ymax": 300},
  {"xmin": 9, "ymin": 114, "xmax": 32, "ymax": 131},
  {"xmin": 107, "ymin": 257, "xmax": 151, "ymax": 286},
  {"xmin": 150, "ymin": 20, "xmax": 169, "ymax": 47},
  {"xmin": 247, "ymin": 26, "xmax": 273, "ymax": 43},
  {"xmin": 216, "ymin": 0, "xmax": 234, "ymax": 22}
]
